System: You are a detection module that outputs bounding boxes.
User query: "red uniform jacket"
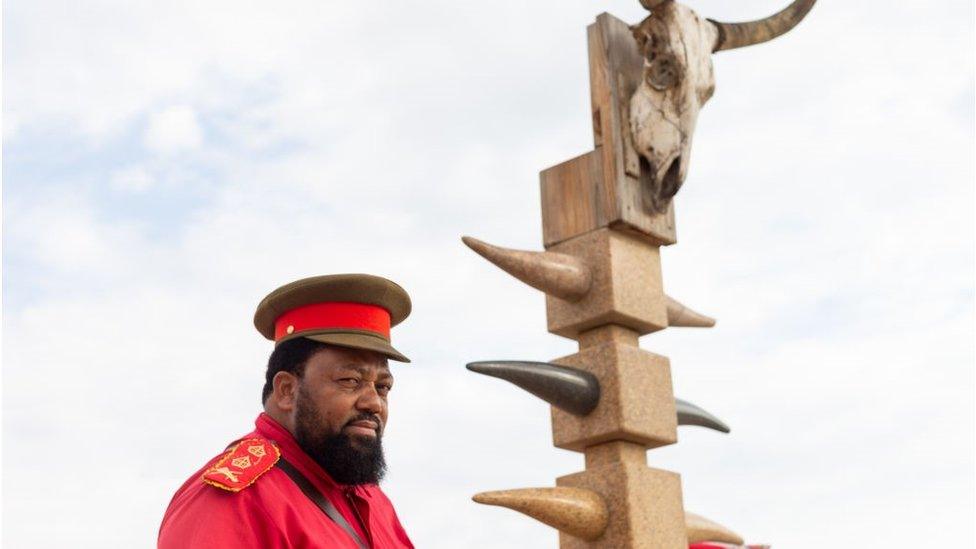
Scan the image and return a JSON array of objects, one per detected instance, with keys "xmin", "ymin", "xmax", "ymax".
[{"xmin": 158, "ymin": 413, "xmax": 414, "ymax": 548}]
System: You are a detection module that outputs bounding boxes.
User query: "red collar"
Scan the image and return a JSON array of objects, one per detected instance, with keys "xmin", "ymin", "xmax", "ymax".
[{"xmin": 254, "ymin": 413, "xmax": 372, "ymax": 498}]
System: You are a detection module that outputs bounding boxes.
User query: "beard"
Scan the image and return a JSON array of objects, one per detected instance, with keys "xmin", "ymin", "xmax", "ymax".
[{"xmin": 292, "ymin": 385, "xmax": 387, "ymax": 486}]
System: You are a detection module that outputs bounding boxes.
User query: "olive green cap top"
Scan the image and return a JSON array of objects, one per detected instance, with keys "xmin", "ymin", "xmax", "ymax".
[{"xmin": 253, "ymin": 273, "xmax": 412, "ymax": 362}]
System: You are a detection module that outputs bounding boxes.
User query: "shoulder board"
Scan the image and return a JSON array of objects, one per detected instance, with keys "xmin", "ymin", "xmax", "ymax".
[{"xmin": 202, "ymin": 438, "xmax": 280, "ymax": 492}]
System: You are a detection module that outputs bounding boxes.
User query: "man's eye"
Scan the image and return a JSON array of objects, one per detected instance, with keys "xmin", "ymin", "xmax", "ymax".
[
  {"xmin": 338, "ymin": 378, "xmax": 361, "ymax": 387},
  {"xmin": 376, "ymin": 384, "xmax": 393, "ymax": 395}
]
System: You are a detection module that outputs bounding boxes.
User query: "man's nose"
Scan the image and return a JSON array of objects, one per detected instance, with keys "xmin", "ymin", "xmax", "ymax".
[{"xmin": 355, "ymin": 383, "xmax": 384, "ymax": 414}]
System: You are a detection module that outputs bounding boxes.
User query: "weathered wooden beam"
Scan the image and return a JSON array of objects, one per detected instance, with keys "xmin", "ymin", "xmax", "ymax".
[{"xmin": 539, "ymin": 13, "xmax": 677, "ymax": 249}]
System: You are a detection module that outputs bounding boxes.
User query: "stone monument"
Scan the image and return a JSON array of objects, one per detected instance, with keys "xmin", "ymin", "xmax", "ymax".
[{"xmin": 463, "ymin": 1, "xmax": 816, "ymax": 547}]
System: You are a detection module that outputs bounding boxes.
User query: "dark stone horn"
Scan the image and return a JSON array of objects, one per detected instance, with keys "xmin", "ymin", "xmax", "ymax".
[
  {"xmin": 466, "ymin": 361, "xmax": 600, "ymax": 416},
  {"xmin": 710, "ymin": 0, "xmax": 816, "ymax": 52},
  {"xmin": 675, "ymin": 398, "xmax": 731, "ymax": 433}
]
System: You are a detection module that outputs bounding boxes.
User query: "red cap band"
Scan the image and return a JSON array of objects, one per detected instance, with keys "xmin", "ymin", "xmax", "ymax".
[{"xmin": 274, "ymin": 302, "xmax": 391, "ymax": 341}]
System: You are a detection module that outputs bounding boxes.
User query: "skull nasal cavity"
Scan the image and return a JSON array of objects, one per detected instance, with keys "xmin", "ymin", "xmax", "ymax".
[{"xmin": 661, "ymin": 156, "xmax": 682, "ymax": 200}]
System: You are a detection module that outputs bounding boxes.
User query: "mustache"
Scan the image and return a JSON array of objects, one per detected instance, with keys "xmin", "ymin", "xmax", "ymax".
[{"xmin": 344, "ymin": 413, "xmax": 384, "ymax": 432}]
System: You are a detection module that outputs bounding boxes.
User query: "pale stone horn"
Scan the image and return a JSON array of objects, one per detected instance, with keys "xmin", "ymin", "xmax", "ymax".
[
  {"xmin": 665, "ymin": 295, "xmax": 716, "ymax": 328},
  {"xmin": 463, "ymin": 237, "xmax": 716, "ymax": 327},
  {"xmin": 472, "ymin": 487, "xmax": 609, "ymax": 541},
  {"xmin": 461, "ymin": 236, "xmax": 591, "ymax": 301},
  {"xmin": 685, "ymin": 511, "xmax": 744, "ymax": 545},
  {"xmin": 710, "ymin": 0, "xmax": 816, "ymax": 52}
]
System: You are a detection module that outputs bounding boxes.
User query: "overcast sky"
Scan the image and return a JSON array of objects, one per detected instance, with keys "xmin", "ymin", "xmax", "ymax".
[{"xmin": 3, "ymin": 1, "xmax": 974, "ymax": 547}]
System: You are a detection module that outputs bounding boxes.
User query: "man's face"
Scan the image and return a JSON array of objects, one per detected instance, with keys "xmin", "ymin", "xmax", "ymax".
[{"xmin": 291, "ymin": 345, "xmax": 393, "ymax": 485}]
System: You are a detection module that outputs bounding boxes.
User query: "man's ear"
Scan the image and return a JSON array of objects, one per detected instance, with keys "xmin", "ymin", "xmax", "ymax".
[{"xmin": 271, "ymin": 371, "xmax": 300, "ymax": 412}]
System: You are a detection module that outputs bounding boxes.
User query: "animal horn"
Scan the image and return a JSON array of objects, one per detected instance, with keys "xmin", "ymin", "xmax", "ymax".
[
  {"xmin": 466, "ymin": 361, "xmax": 600, "ymax": 416},
  {"xmin": 638, "ymin": 0, "xmax": 672, "ymax": 9},
  {"xmin": 461, "ymin": 236, "xmax": 592, "ymax": 301},
  {"xmin": 685, "ymin": 512, "xmax": 744, "ymax": 545},
  {"xmin": 675, "ymin": 398, "xmax": 730, "ymax": 433},
  {"xmin": 666, "ymin": 295, "xmax": 716, "ymax": 327},
  {"xmin": 473, "ymin": 487, "xmax": 609, "ymax": 541},
  {"xmin": 709, "ymin": 0, "xmax": 816, "ymax": 52}
]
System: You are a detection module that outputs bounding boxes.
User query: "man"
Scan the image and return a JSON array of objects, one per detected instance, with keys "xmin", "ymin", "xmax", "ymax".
[{"xmin": 158, "ymin": 274, "xmax": 415, "ymax": 548}]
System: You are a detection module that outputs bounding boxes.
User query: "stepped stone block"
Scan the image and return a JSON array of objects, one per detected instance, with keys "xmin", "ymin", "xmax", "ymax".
[
  {"xmin": 546, "ymin": 228, "xmax": 667, "ymax": 339},
  {"xmin": 557, "ymin": 446, "xmax": 686, "ymax": 548},
  {"xmin": 550, "ymin": 341, "xmax": 677, "ymax": 451}
]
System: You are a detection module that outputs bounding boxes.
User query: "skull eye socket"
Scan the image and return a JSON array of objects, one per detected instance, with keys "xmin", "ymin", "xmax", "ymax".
[
  {"xmin": 644, "ymin": 33, "xmax": 661, "ymax": 62},
  {"xmin": 646, "ymin": 54, "xmax": 680, "ymax": 90}
]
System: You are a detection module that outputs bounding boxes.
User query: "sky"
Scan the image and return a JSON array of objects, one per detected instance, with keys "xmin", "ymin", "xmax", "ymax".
[{"xmin": 2, "ymin": 0, "xmax": 974, "ymax": 547}]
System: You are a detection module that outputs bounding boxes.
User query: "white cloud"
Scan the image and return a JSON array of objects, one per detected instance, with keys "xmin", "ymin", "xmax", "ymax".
[
  {"xmin": 143, "ymin": 105, "xmax": 203, "ymax": 154},
  {"xmin": 3, "ymin": 112, "xmax": 21, "ymax": 140},
  {"xmin": 2, "ymin": 1, "xmax": 973, "ymax": 548},
  {"xmin": 109, "ymin": 165, "xmax": 155, "ymax": 192},
  {"xmin": 5, "ymin": 195, "xmax": 132, "ymax": 275}
]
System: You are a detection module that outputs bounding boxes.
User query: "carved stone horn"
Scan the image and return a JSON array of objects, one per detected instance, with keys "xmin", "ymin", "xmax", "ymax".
[
  {"xmin": 685, "ymin": 512, "xmax": 744, "ymax": 545},
  {"xmin": 665, "ymin": 296, "xmax": 716, "ymax": 328},
  {"xmin": 472, "ymin": 487, "xmax": 609, "ymax": 541},
  {"xmin": 461, "ymin": 236, "xmax": 592, "ymax": 301},
  {"xmin": 675, "ymin": 398, "xmax": 730, "ymax": 433},
  {"xmin": 466, "ymin": 361, "xmax": 601, "ymax": 416},
  {"xmin": 710, "ymin": 0, "xmax": 816, "ymax": 52}
]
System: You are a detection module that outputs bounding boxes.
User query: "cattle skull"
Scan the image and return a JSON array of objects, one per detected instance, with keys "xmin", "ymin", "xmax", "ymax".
[{"xmin": 630, "ymin": 0, "xmax": 816, "ymax": 214}]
